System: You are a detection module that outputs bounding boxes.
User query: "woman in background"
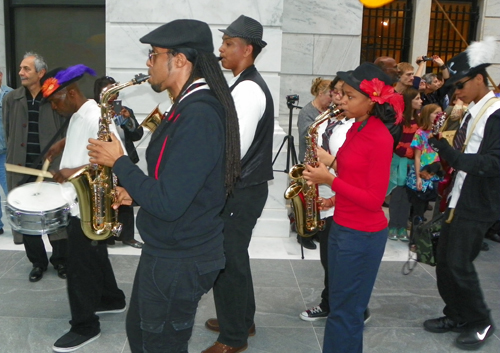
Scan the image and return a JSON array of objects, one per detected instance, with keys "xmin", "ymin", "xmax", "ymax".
[{"xmin": 93, "ymin": 76, "xmax": 144, "ymax": 248}]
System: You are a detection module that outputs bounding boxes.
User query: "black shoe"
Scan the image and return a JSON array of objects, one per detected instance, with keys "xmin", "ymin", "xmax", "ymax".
[
  {"xmin": 95, "ymin": 301, "xmax": 127, "ymax": 315},
  {"xmin": 297, "ymin": 235, "xmax": 317, "ymax": 250},
  {"xmin": 122, "ymin": 239, "xmax": 143, "ymax": 249},
  {"xmin": 481, "ymin": 241, "xmax": 489, "ymax": 251},
  {"xmin": 55, "ymin": 264, "xmax": 67, "ymax": 279},
  {"xmin": 485, "ymin": 232, "xmax": 500, "ymax": 243},
  {"xmin": 455, "ymin": 324, "xmax": 495, "ymax": 350},
  {"xmin": 364, "ymin": 308, "xmax": 371, "ymax": 324},
  {"xmin": 0, "ymin": 228, "xmax": 4, "ymax": 235},
  {"xmin": 52, "ymin": 331, "xmax": 101, "ymax": 352},
  {"xmin": 29, "ymin": 267, "xmax": 46, "ymax": 282},
  {"xmin": 424, "ymin": 316, "xmax": 468, "ymax": 333}
]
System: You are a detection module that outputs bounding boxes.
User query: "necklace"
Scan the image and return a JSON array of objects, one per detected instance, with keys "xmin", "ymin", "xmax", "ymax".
[{"xmin": 311, "ymin": 99, "xmax": 322, "ymax": 113}]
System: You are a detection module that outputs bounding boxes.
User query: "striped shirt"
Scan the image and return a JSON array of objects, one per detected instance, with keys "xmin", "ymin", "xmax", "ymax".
[{"xmin": 24, "ymin": 88, "xmax": 42, "ymax": 168}]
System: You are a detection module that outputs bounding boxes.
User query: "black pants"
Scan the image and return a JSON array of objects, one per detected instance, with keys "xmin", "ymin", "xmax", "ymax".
[
  {"xmin": 436, "ymin": 208, "xmax": 493, "ymax": 326},
  {"xmin": 117, "ymin": 205, "xmax": 135, "ymax": 242},
  {"xmin": 318, "ymin": 216, "xmax": 333, "ymax": 312},
  {"xmin": 126, "ymin": 253, "xmax": 223, "ymax": 353},
  {"xmin": 66, "ymin": 217, "xmax": 125, "ymax": 335},
  {"xmin": 23, "ymin": 234, "xmax": 67, "ymax": 269},
  {"xmin": 212, "ymin": 182, "xmax": 268, "ymax": 347}
]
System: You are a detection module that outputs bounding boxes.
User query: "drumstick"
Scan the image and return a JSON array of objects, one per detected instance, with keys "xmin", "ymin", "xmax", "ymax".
[
  {"xmin": 36, "ymin": 159, "xmax": 51, "ymax": 183},
  {"xmin": 6, "ymin": 163, "xmax": 53, "ymax": 179}
]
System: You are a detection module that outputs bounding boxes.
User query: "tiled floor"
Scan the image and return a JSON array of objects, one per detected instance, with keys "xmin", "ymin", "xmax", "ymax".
[{"xmin": 0, "ymin": 223, "xmax": 499, "ymax": 353}]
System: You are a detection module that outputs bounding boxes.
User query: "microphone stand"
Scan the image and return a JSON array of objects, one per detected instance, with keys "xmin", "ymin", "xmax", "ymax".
[{"xmin": 272, "ymin": 99, "xmax": 301, "ymax": 173}]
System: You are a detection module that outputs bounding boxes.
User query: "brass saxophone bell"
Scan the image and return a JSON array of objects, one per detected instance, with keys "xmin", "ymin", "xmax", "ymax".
[{"xmin": 140, "ymin": 105, "xmax": 163, "ymax": 132}]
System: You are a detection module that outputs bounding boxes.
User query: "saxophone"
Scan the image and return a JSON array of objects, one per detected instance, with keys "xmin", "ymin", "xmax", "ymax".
[
  {"xmin": 284, "ymin": 104, "xmax": 343, "ymax": 237},
  {"xmin": 68, "ymin": 73, "xmax": 150, "ymax": 241}
]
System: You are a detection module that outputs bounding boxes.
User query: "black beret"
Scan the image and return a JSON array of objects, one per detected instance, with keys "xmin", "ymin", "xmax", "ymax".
[{"xmin": 140, "ymin": 19, "xmax": 214, "ymax": 54}]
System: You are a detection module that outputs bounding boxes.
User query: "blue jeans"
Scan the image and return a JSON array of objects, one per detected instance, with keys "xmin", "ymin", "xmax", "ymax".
[
  {"xmin": 0, "ymin": 153, "xmax": 7, "ymax": 229},
  {"xmin": 323, "ymin": 221, "xmax": 387, "ymax": 353}
]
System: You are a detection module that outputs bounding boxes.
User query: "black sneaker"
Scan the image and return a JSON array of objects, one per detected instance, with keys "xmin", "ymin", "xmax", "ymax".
[
  {"xmin": 95, "ymin": 302, "xmax": 126, "ymax": 315},
  {"xmin": 300, "ymin": 305, "xmax": 328, "ymax": 321},
  {"xmin": 52, "ymin": 331, "xmax": 100, "ymax": 352},
  {"xmin": 455, "ymin": 324, "xmax": 495, "ymax": 350},
  {"xmin": 424, "ymin": 316, "xmax": 468, "ymax": 333}
]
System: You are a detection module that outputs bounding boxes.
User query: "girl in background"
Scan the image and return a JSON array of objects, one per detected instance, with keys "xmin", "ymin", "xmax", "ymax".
[
  {"xmin": 406, "ymin": 103, "xmax": 442, "ymax": 221},
  {"xmin": 388, "ymin": 87, "xmax": 421, "ymax": 241}
]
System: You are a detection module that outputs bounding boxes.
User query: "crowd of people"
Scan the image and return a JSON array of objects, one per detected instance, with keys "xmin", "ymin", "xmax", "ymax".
[{"xmin": 0, "ymin": 13, "xmax": 499, "ymax": 353}]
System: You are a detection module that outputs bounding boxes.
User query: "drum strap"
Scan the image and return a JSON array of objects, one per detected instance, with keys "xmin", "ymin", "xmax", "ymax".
[{"xmin": 19, "ymin": 118, "xmax": 71, "ymax": 186}]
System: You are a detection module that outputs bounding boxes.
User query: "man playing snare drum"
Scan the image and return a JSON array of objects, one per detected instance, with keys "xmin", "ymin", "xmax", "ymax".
[{"xmin": 2, "ymin": 52, "xmax": 67, "ymax": 282}]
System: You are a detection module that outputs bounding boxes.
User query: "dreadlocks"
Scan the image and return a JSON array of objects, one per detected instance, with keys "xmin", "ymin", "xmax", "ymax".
[{"xmin": 170, "ymin": 50, "xmax": 241, "ymax": 195}]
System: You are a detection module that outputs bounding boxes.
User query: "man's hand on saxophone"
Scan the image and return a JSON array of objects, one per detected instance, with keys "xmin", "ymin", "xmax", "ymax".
[
  {"xmin": 87, "ymin": 132, "xmax": 125, "ymax": 167},
  {"xmin": 113, "ymin": 186, "xmax": 133, "ymax": 209},
  {"xmin": 303, "ymin": 162, "xmax": 335, "ymax": 186}
]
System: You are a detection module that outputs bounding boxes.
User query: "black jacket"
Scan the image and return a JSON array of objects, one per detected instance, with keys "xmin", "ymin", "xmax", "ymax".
[
  {"xmin": 429, "ymin": 109, "xmax": 500, "ymax": 222},
  {"xmin": 113, "ymin": 89, "xmax": 226, "ymax": 260}
]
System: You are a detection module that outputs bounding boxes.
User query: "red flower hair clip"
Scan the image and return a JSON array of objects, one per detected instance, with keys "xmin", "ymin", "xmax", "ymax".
[
  {"xmin": 360, "ymin": 78, "xmax": 404, "ymax": 124},
  {"xmin": 41, "ymin": 78, "xmax": 60, "ymax": 98}
]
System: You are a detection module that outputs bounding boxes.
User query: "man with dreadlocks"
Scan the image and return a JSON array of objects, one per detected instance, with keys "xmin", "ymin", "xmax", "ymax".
[
  {"xmin": 87, "ymin": 19, "xmax": 241, "ymax": 353},
  {"xmin": 202, "ymin": 15, "xmax": 274, "ymax": 353}
]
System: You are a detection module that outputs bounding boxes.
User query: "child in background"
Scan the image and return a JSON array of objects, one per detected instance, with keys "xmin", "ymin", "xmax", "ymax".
[
  {"xmin": 388, "ymin": 87, "xmax": 421, "ymax": 241},
  {"xmin": 406, "ymin": 103, "xmax": 443, "ymax": 220}
]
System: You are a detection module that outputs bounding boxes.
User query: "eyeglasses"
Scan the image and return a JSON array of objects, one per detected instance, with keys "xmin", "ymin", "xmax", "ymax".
[
  {"xmin": 454, "ymin": 76, "xmax": 473, "ymax": 90},
  {"xmin": 148, "ymin": 49, "xmax": 170, "ymax": 61},
  {"xmin": 330, "ymin": 88, "xmax": 343, "ymax": 97}
]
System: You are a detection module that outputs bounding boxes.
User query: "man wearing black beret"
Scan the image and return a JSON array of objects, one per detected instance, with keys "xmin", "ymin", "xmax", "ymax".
[
  {"xmin": 425, "ymin": 37, "xmax": 499, "ymax": 350},
  {"xmin": 87, "ymin": 19, "xmax": 241, "ymax": 353},
  {"xmin": 203, "ymin": 15, "xmax": 274, "ymax": 353}
]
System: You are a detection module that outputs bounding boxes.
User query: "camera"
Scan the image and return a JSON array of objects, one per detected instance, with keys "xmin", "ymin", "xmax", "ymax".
[
  {"xmin": 422, "ymin": 56, "xmax": 433, "ymax": 62},
  {"xmin": 286, "ymin": 94, "xmax": 299, "ymax": 105},
  {"xmin": 112, "ymin": 99, "xmax": 123, "ymax": 114}
]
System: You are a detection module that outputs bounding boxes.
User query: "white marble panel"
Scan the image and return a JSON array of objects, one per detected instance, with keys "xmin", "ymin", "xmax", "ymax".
[
  {"xmin": 107, "ymin": 0, "xmax": 283, "ymax": 26},
  {"xmin": 282, "ymin": 0, "xmax": 362, "ymax": 35},
  {"xmin": 281, "ymin": 34, "xmax": 314, "ymax": 75},
  {"xmin": 485, "ymin": 0, "xmax": 500, "ymax": 17},
  {"xmin": 107, "ymin": 24, "xmax": 281, "ymax": 72},
  {"xmin": 279, "ymin": 74, "xmax": 321, "ymax": 115},
  {"xmin": 482, "ymin": 19, "xmax": 500, "ymax": 53},
  {"xmin": 313, "ymin": 35, "xmax": 361, "ymax": 76}
]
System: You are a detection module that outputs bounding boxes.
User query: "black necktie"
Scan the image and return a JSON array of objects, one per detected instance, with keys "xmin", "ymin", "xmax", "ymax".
[
  {"xmin": 453, "ymin": 112, "xmax": 472, "ymax": 151},
  {"xmin": 321, "ymin": 119, "xmax": 343, "ymax": 153}
]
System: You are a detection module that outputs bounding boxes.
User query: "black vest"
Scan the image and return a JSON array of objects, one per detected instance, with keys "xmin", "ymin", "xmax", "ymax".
[{"xmin": 230, "ymin": 65, "xmax": 274, "ymax": 188}]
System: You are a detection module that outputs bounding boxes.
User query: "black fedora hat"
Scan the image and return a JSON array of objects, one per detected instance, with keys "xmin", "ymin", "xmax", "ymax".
[
  {"xmin": 140, "ymin": 19, "xmax": 214, "ymax": 54},
  {"xmin": 445, "ymin": 37, "xmax": 496, "ymax": 86},
  {"xmin": 337, "ymin": 62, "xmax": 392, "ymax": 96},
  {"xmin": 219, "ymin": 15, "xmax": 267, "ymax": 48}
]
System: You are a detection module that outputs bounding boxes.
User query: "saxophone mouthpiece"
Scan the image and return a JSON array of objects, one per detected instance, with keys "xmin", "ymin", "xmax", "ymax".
[{"xmin": 132, "ymin": 74, "xmax": 150, "ymax": 84}]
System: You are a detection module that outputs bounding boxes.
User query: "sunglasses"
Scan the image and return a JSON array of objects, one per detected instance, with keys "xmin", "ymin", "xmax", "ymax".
[{"xmin": 454, "ymin": 76, "xmax": 473, "ymax": 90}]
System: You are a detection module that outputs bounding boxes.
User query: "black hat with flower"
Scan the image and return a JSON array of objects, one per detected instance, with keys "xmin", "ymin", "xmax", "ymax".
[{"xmin": 337, "ymin": 62, "xmax": 404, "ymax": 124}]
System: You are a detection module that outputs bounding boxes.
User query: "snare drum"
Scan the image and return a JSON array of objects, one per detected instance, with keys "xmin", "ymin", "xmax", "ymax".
[{"xmin": 6, "ymin": 182, "xmax": 70, "ymax": 235}]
